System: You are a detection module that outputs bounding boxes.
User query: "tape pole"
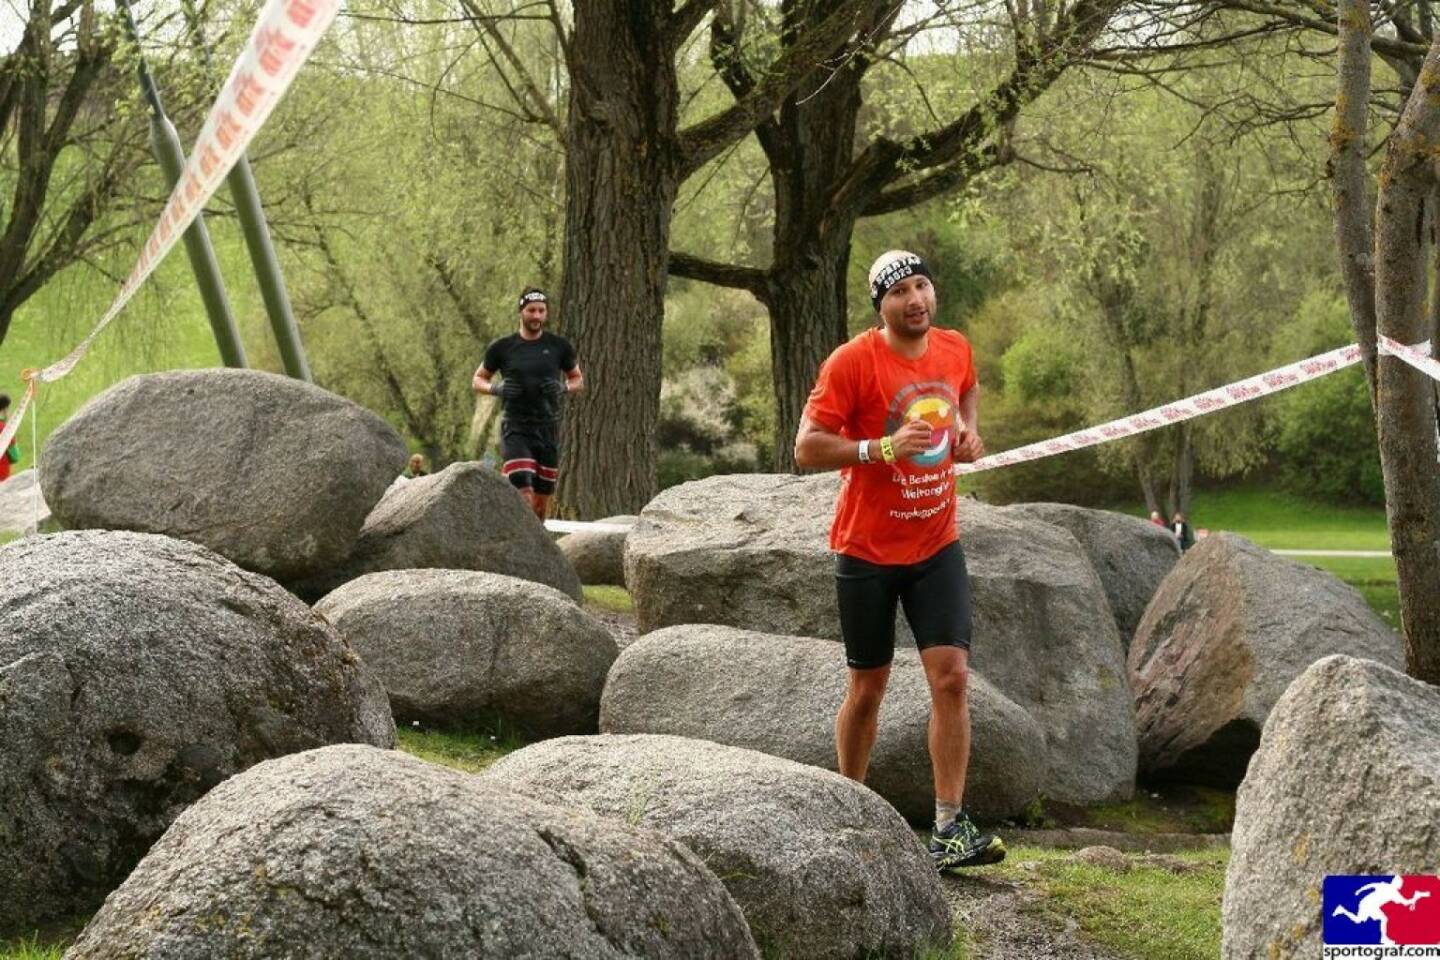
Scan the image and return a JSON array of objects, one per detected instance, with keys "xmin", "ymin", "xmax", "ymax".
[
  {"xmin": 0, "ymin": 0, "xmax": 340, "ymax": 464},
  {"xmin": 35, "ymin": 0, "xmax": 340, "ymax": 386}
]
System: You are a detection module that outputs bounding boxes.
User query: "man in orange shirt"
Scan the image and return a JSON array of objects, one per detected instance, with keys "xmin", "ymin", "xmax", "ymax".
[{"xmin": 794, "ymin": 249, "xmax": 1004, "ymax": 871}]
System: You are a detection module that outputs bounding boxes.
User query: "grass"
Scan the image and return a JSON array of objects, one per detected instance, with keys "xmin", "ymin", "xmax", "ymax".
[
  {"xmin": 1035, "ymin": 784, "xmax": 1235, "ymax": 835},
  {"xmin": 0, "ymin": 916, "xmax": 89, "ymax": 960},
  {"xmin": 992, "ymin": 845, "xmax": 1228, "ymax": 960},
  {"xmin": 582, "ymin": 584, "xmax": 634, "ymax": 613},
  {"xmin": 0, "ymin": 937, "xmax": 65, "ymax": 960},
  {"xmin": 1120, "ymin": 486, "xmax": 1390, "ymax": 551},
  {"xmin": 394, "ymin": 722, "xmax": 526, "ymax": 773}
]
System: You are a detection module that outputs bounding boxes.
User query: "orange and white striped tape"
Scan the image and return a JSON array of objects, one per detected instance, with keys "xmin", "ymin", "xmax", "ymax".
[{"xmin": 0, "ymin": 0, "xmax": 339, "ymax": 455}]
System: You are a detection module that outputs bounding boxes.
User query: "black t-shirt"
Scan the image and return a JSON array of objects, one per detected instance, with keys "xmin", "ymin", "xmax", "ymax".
[{"xmin": 483, "ymin": 331, "xmax": 577, "ymax": 424}]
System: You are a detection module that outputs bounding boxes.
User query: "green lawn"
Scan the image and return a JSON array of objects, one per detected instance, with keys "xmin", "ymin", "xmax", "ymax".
[
  {"xmin": 582, "ymin": 584, "xmax": 634, "ymax": 613},
  {"xmin": 1123, "ymin": 486, "xmax": 1390, "ymax": 551}
]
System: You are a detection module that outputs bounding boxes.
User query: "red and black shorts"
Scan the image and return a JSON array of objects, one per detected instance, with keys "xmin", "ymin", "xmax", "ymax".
[{"xmin": 500, "ymin": 421, "xmax": 560, "ymax": 495}]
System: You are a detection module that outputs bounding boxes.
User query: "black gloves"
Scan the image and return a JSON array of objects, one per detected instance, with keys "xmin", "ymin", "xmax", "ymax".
[
  {"xmin": 542, "ymin": 378, "xmax": 566, "ymax": 400},
  {"xmin": 498, "ymin": 379, "xmax": 525, "ymax": 401}
]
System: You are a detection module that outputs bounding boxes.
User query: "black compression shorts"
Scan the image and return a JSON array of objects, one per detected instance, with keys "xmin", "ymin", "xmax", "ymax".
[
  {"xmin": 835, "ymin": 541, "xmax": 973, "ymax": 670},
  {"xmin": 500, "ymin": 421, "xmax": 560, "ymax": 494}
]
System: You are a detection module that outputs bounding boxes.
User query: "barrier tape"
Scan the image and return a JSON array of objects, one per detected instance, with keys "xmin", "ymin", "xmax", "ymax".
[
  {"xmin": 954, "ymin": 343, "xmax": 1368, "ymax": 476},
  {"xmin": 0, "ymin": 0, "xmax": 339, "ymax": 455},
  {"xmin": 544, "ymin": 520, "xmax": 636, "ymax": 535},
  {"xmin": 1380, "ymin": 335, "xmax": 1440, "ymax": 383},
  {"xmin": 1, "ymin": 0, "xmax": 1436, "ymax": 523}
]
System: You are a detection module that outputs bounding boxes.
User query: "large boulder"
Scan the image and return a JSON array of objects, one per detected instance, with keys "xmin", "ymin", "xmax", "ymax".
[
  {"xmin": 39, "ymin": 369, "xmax": 406, "ymax": 582},
  {"xmin": 600, "ymin": 624, "xmax": 1044, "ymax": 821},
  {"xmin": 626, "ymin": 473, "xmax": 1136, "ymax": 804},
  {"xmin": 296, "ymin": 462, "xmax": 582, "ymax": 600},
  {"xmin": 315, "ymin": 569, "xmax": 617, "ymax": 737},
  {"xmin": 0, "ymin": 531, "xmax": 393, "ymax": 933},
  {"xmin": 1130, "ymin": 534, "xmax": 1403, "ymax": 787},
  {"xmin": 1005, "ymin": 502, "xmax": 1180, "ymax": 647},
  {"xmin": 486, "ymin": 734, "xmax": 953, "ymax": 958},
  {"xmin": 67, "ymin": 745, "xmax": 758, "ymax": 959},
  {"xmin": 558, "ymin": 515, "xmax": 634, "ymax": 586},
  {"xmin": 1223, "ymin": 656, "xmax": 1440, "ymax": 959}
]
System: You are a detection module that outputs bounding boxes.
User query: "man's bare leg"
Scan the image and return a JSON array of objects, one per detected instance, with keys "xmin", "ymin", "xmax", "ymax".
[
  {"xmin": 531, "ymin": 492, "xmax": 551, "ymax": 521},
  {"xmin": 920, "ymin": 645, "xmax": 970, "ymax": 808},
  {"xmin": 835, "ymin": 664, "xmax": 891, "ymax": 781}
]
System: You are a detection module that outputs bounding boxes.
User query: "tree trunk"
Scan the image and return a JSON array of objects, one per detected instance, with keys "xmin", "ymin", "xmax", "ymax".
[
  {"xmin": 555, "ymin": 0, "xmax": 680, "ymax": 517},
  {"xmin": 1136, "ymin": 464, "xmax": 1160, "ymax": 516},
  {"xmin": 761, "ymin": 3, "xmax": 866, "ymax": 471},
  {"xmin": 1167, "ymin": 422, "xmax": 1194, "ymax": 516},
  {"xmin": 769, "ymin": 239, "xmax": 853, "ymax": 471},
  {"xmin": 1372, "ymin": 39, "xmax": 1440, "ymax": 683}
]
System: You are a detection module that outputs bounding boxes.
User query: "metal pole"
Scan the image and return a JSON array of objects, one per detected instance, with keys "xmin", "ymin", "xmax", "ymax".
[
  {"xmin": 117, "ymin": 0, "xmax": 247, "ymax": 369},
  {"xmin": 181, "ymin": 0, "xmax": 312, "ymax": 381}
]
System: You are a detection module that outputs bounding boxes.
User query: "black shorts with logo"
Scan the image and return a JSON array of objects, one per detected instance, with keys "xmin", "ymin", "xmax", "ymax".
[
  {"xmin": 500, "ymin": 421, "xmax": 560, "ymax": 494},
  {"xmin": 834, "ymin": 541, "xmax": 973, "ymax": 669}
]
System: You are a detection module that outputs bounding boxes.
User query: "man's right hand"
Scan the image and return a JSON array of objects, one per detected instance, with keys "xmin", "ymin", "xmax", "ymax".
[
  {"xmin": 498, "ymin": 379, "xmax": 524, "ymax": 401},
  {"xmin": 888, "ymin": 419, "xmax": 934, "ymax": 460}
]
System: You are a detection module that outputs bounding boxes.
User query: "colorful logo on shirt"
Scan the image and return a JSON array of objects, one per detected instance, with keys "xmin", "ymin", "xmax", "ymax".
[{"xmin": 901, "ymin": 395, "xmax": 954, "ymax": 466}]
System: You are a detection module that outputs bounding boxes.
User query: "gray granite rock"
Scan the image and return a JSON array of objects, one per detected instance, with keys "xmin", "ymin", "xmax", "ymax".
[
  {"xmin": 1005, "ymin": 502, "xmax": 1180, "ymax": 648},
  {"xmin": 39, "ymin": 369, "xmax": 406, "ymax": 581},
  {"xmin": 1131, "ymin": 534, "xmax": 1403, "ymax": 786},
  {"xmin": 66, "ymin": 745, "xmax": 757, "ymax": 959},
  {"xmin": 485, "ymin": 733, "xmax": 953, "ymax": 958},
  {"xmin": 316, "ymin": 569, "xmax": 616, "ymax": 737},
  {"xmin": 0, "ymin": 531, "xmax": 393, "ymax": 933},
  {"xmin": 295, "ymin": 462, "xmax": 581, "ymax": 600},
  {"xmin": 626, "ymin": 474, "xmax": 1136, "ymax": 804},
  {"xmin": 1223, "ymin": 656, "xmax": 1440, "ymax": 959},
  {"xmin": 600, "ymin": 624, "xmax": 1044, "ymax": 821}
]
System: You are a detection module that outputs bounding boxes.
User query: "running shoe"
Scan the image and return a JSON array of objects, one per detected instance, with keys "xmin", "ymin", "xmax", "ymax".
[{"xmin": 930, "ymin": 809, "xmax": 1006, "ymax": 871}]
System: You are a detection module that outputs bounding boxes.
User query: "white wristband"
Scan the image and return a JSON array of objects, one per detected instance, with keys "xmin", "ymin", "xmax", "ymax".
[{"xmin": 857, "ymin": 439, "xmax": 871, "ymax": 464}]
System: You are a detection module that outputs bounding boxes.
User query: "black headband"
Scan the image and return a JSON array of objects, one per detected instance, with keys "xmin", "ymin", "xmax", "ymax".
[
  {"xmin": 869, "ymin": 254, "xmax": 931, "ymax": 310},
  {"xmin": 519, "ymin": 290, "xmax": 548, "ymax": 311}
]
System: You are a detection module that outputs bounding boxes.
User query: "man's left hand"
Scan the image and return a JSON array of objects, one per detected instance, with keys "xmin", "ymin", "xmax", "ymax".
[{"xmin": 954, "ymin": 429, "xmax": 984, "ymax": 463}]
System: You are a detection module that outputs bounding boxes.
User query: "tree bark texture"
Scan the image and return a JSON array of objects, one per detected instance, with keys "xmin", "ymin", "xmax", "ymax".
[
  {"xmin": 1367, "ymin": 32, "xmax": 1440, "ymax": 683},
  {"xmin": 555, "ymin": 0, "xmax": 682, "ymax": 517},
  {"xmin": 762, "ymin": 0, "xmax": 867, "ymax": 471},
  {"xmin": 1331, "ymin": 0, "xmax": 1381, "ymax": 397},
  {"xmin": 768, "ymin": 236, "xmax": 854, "ymax": 468}
]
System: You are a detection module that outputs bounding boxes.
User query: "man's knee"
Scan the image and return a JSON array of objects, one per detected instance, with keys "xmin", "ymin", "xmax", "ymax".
[
  {"xmin": 930, "ymin": 661, "xmax": 969, "ymax": 706},
  {"xmin": 845, "ymin": 670, "xmax": 890, "ymax": 716}
]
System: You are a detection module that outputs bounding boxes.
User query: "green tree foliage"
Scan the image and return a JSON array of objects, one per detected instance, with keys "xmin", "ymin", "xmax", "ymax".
[{"xmin": 1268, "ymin": 292, "xmax": 1384, "ymax": 504}]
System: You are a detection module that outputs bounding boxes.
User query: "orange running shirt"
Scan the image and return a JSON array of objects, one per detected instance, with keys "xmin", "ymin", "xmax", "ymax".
[{"xmin": 803, "ymin": 326, "xmax": 977, "ymax": 565}]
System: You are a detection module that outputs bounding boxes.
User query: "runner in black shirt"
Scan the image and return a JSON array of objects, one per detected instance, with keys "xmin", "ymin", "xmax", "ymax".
[{"xmin": 472, "ymin": 287, "xmax": 583, "ymax": 520}]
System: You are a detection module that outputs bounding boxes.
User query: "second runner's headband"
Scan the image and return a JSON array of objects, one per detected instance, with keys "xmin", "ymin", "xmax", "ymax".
[
  {"xmin": 868, "ymin": 250, "xmax": 931, "ymax": 310},
  {"xmin": 519, "ymin": 289, "xmax": 548, "ymax": 311}
]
